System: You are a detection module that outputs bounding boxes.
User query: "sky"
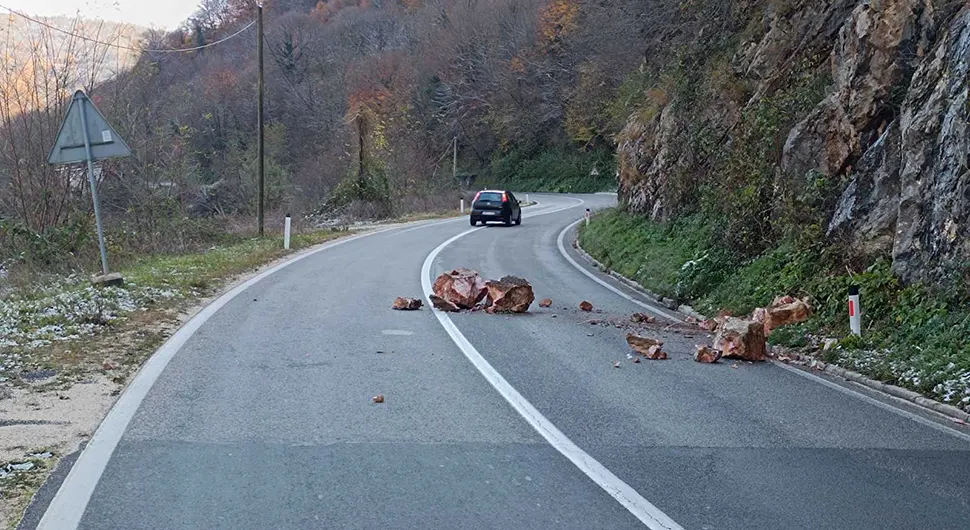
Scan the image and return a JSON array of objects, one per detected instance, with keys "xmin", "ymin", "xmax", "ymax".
[{"xmin": 2, "ymin": 0, "xmax": 201, "ymax": 29}]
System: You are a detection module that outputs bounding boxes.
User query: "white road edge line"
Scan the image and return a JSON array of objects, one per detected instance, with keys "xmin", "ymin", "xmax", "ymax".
[
  {"xmin": 556, "ymin": 220, "xmax": 682, "ymax": 322},
  {"xmin": 34, "ymin": 214, "xmax": 494, "ymax": 530},
  {"xmin": 421, "ymin": 200, "xmax": 684, "ymax": 530},
  {"xmin": 558, "ymin": 218, "xmax": 970, "ymax": 443},
  {"xmin": 773, "ymin": 361, "xmax": 970, "ymax": 443}
]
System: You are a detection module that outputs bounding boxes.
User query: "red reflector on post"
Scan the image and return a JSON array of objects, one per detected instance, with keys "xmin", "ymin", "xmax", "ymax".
[{"xmin": 848, "ymin": 300, "xmax": 855, "ymax": 317}]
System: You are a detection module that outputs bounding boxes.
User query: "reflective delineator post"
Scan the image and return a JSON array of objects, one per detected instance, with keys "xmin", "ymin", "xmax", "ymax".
[
  {"xmin": 849, "ymin": 285, "xmax": 861, "ymax": 336},
  {"xmin": 585, "ymin": 208, "xmax": 591, "ymax": 227},
  {"xmin": 460, "ymin": 199, "xmax": 465, "ymax": 214},
  {"xmin": 284, "ymin": 214, "xmax": 292, "ymax": 250}
]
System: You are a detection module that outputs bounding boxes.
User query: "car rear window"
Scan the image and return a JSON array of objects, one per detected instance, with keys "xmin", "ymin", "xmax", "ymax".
[{"xmin": 477, "ymin": 192, "xmax": 503, "ymax": 202}]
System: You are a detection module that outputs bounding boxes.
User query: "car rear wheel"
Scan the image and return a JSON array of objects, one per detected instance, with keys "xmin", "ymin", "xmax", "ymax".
[
  {"xmin": 514, "ymin": 214, "xmax": 521, "ymax": 226},
  {"xmin": 504, "ymin": 214, "xmax": 512, "ymax": 226},
  {"xmin": 470, "ymin": 217, "xmax": 477, "ymax": 226}
]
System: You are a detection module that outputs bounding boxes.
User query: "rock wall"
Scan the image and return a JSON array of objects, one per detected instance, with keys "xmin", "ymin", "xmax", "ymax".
[{"xmin": 617, "ymin": 0, "xmax": 970, "ymax": 284}]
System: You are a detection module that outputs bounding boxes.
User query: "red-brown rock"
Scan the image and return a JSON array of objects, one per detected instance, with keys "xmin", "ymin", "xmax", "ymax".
[
  {"xmin": 579, "ymin": 301, "xmax": 594, "ymax": 312},
  {"xmin": 429, "ymin": 294, "xmax": 460, "ymax": 312},
  {"xmin": 713, "ymin": 317, "xmax": 767, "ymax": 361},
  {"xmin": 694, "ymin": 345, "xmax": 722, "ymax": 364},
  {"xmin": 764, "ymin": 297, "xmax": 812, "ymax": 335},
  {"xmin": 432, "ymin": 268, "xmax": 487, "ymax": 309},
  {"xmin": 626, "ymin": 334, "xmax": 668, "ymax": 360},
  {"xmin": 631, "ymin": 312, "xmax": 655, "ymax": 324},
  {"xmin": 484, "ymin": 276, "xmax": 535, "ymax": 314},
  {"xmin": 698, "ymin": 319, "xmax": 718, "ymax": 331},
  {"xmin": 538, "ymin": 298, "xmax": 553, "ymax": 308},
  {"xmin": 392, "ymin": 297, "xmax": 423, "ymax": 311}
]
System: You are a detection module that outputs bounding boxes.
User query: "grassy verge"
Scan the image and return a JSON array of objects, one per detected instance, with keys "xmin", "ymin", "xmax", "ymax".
[{"xmin": 579, "ymin": 208, "xmax": 970, "ymax": 413}]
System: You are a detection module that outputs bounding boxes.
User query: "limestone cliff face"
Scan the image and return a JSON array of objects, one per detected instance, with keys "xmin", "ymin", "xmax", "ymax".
[{"xmin": 617, "ymin": 0, "xmax": 970, "ymax": 284}]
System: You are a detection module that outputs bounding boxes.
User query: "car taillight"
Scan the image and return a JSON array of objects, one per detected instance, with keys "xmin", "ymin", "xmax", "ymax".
[
  {"xmin": 502, "ymin": 193, "xmax": 508, "ymax": 203},
  {"xmin": 473, "ymin": 192, "xmax": 481, "ymax": 202}
]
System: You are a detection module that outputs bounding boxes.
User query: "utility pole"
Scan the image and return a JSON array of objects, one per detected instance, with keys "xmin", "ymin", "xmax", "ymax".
[
  {"xmin": 452, "ymin": 136, "xmax": 458, "ymax": 182},
  {"xmin": 257, "ymin": 2, "xmax": 265, "ymax": 236}
]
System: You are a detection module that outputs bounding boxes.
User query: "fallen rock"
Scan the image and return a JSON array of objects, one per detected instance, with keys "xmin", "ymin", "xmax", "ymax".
[
  {"xmin": 694, "ymin": 345, "xmax": 722, "ymax": 364},
  {"xmin": 763, "ymin": 297, "xmax": 812, "ymax": 335},
  {"xmin": 579, "ymin": 301, "xmax": 594, "ymax": 312},
  {"xmin": 392, "ymin": 297, "xmax": 423, "ymax": 311},
  {"xmin": 429, "ymin": 294, "xmax": 460, "ymax": 312},
  {"xmin": 713, "ymin": 317, "xmax": 767, "ymax": 361},
  {"xmin": 626, "ymin": 334, "xmax": 668, "ymax": 360},
  {"xmin": 432, "ymin": 268, "xmax": 487, "ymax": 309},
  {"xmin": 631, "ymin": 312, "xmax": 655, "ymax": 324},
  {"xmin": 698, "ymin": 319, "xmax": 718, "ymax": 332},
  {"xmin": 372, "ymin": 394, "xmax": 385, "ymax": 404},
  {"xmin": 485, "ymin": 276, "xmax": 535, "ymax": 314},
  {"xmin": 539, "ymin": 298, "xmax": 553, "ymax": 308},
  {"xmin": 613, "ymin": 361, "xmax": 621, "ymax": 368}
]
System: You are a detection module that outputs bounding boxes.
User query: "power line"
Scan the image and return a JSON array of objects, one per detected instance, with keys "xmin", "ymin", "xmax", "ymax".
[{"xmin": 0, "ymin": 4, "xmax": 256, "ymax": 54}]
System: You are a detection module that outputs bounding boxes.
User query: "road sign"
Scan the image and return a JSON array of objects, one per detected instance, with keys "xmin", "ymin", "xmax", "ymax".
[
  {"xmin": 48, "ymin": 90, "xmax": 131, "ymax": 165},
  {"xmin": 47, "ymin": 90, "xmax": 131, "ymax": 277}
]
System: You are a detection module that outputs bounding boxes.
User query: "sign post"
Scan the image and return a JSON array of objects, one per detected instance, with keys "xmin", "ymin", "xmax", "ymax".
[{"xmin": 48, "ymin": 90, "xmax": 132, "ymax": 282}]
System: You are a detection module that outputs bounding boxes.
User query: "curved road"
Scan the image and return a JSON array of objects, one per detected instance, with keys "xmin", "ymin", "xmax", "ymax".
[{"xmin": 30, "ymin": 194, "xmax": 970, "ymax": 529}]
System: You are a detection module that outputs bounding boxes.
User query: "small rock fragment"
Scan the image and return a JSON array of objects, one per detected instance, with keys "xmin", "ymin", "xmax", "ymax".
[
  {"xmin": 613, "ymin": 361, "xmax": 621, "ymax": 369},
  {"xmin": 632, "ymin": 357, "xmax": 642, "ymax": 364},
  {"xmin": 392, "ymin": 297, "xmax": 423, "ymax": 311},
  {"xmin": 698, "ymin": 319, "xmax": 718, "ymax": 332},
  {"xmin": 372, "ymin": 394, "xmax": 385, "ymax": 404},
  {"xmin": 539, "ymin": 298, "xmax": 553, "ymax": 308},
  {"xmin": 631, "ymin": 313, "xmax": 655, "ymax": 324},
  {"xmin": 693, "ymin": 345, "xmax": 722, "ymax": 364},
  {"xmin": 579, "ymin": 301, "xmax": 594, "ymax": 312}
]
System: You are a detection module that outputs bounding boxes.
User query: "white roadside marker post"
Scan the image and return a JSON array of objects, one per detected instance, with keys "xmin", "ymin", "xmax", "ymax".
[
  {"xmin": 849, "ymin": 285, "xmax": 861, "ymax": 336},
  {"xmin": 284, "ymin": 214, "xmax": 292, "ymax": 250},
  {"xmin": 585, "ymin": 208, "xmax": 591, "ymax": 227},
  {"xmin": 460, "ymin": 199, "xmax": 465, "ymax": 214}
]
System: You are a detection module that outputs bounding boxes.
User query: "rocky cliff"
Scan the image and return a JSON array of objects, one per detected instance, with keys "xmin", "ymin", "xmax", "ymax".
[{"xmin": 617, "ymin": 0, "xmax": 970, "ymax": 285}]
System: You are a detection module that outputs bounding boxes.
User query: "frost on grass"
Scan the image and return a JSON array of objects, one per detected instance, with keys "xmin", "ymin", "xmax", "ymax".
[
  {"xmin": 0, "ymin": 276, "xmax": 179, "ymax": 351},
  {"xmin": 833, "ymin": 348, "xmax": 970, "ymax": 413}
]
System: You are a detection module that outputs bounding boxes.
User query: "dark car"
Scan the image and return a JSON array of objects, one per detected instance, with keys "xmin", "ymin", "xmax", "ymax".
[{"xmin": 470, "ymin": 190, "xmax": 522, "ymax": 226}]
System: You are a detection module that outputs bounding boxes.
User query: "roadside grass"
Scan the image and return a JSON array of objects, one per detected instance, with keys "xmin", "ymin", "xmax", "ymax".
[
  {"xmin": 579, "ymin": 208, "xmax": 970, "ymax": 412},
  {"xmin": 0, "ymin": 450, "xmax": 53, "ymax": 530}
]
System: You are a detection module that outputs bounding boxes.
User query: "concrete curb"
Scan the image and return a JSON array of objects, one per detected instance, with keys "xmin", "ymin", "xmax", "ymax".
[{"xmin": 571, "ymin": 225, "xmax": 970, "ymax": 425}]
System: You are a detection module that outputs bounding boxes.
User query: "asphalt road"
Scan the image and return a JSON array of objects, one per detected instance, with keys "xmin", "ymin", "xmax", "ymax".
[{"xmin": 31, "ymin": 194, "xmax": 970, "ymax": 529}]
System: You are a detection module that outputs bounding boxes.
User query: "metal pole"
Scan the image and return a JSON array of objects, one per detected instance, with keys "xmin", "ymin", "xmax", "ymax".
[
  {"xmin": 257, "ymin": 3, "xmax": 265, "ymax": 237},
  {"xmin": 79, "ymin": 94, "xmax": 110, "ymax": 275}
]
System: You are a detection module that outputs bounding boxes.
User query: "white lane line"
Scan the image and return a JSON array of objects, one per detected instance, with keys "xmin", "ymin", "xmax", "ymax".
[
  {"xmin": 421, "ymin": 202, "xmax": 684, "ymax": 530},
  {"xmin": 558, "ymin": 219, "xmax": 970, "ymax": 443},
  {"xmin": 556, "ymin": 220, "xmax": 683, "ymax": 322},
  {"xmin": 35, "ymin": 215, "xmax": 499, "ymax": 530},
  {"xmin": 774, "ymin": 361, "xmax": 970, "ymax": 443}
]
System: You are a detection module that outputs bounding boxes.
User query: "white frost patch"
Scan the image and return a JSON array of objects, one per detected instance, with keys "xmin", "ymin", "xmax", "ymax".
[{"xmin": 0, "ymin": 278, "xmax": 179, "ymax": 352}]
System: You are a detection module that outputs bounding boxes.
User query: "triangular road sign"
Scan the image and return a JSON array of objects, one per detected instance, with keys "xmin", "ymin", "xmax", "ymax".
[{"xmin": 47, "ymin": 90, "xmax": 131, "ymax": 165}]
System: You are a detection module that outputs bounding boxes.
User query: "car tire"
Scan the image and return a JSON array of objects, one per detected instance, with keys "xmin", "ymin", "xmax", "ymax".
[
  {"xmin": 470, "ymin": 217, "xmax": 477, "ymax": 226},
  {"xmin": 514, "ymin": 214, "xmax": 521, "ymax": 226},
  {"xmin": 504, "ymin": 214, "xmax": 512, "ymax": 226}
]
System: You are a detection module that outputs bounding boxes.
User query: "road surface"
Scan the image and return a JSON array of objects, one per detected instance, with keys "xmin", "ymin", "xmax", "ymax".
[{"xmin": 30, "ymin": 194, "xmax": 970, "ymax": 529}]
